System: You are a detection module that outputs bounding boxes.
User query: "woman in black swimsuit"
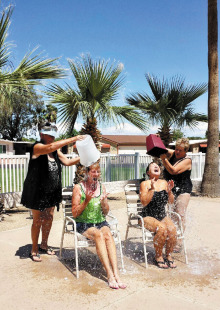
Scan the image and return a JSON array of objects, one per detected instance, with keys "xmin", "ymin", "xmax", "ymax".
[
  {"xmin": 160, "ymin": 138, "xmax": 192, "ymax": 252},
  {"xmin": 139, "ymin": 162, "xmax": 177, "ymax": 268}
]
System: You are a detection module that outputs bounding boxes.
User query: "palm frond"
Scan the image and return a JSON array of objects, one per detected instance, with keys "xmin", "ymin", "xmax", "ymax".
[{"xmin": 0, "ymin": 5, "xmax": 13, "ymax": 69}]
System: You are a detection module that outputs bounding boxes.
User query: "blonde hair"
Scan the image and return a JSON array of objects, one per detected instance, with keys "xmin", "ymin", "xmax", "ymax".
[{"xmin": 176, "ymin": 138, "xmax": 190, "ymax": 152}]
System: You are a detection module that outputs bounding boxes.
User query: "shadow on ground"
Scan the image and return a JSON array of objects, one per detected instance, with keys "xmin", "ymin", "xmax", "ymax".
[{"xmin": 59, "ymin": 248, "xmax": 108, "ymax": 282}]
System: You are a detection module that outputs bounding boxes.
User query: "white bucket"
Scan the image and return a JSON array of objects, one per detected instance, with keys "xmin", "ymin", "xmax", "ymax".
[{"xmin": 76, "ymin": 135, "xmax": 100, "ymax": 167}]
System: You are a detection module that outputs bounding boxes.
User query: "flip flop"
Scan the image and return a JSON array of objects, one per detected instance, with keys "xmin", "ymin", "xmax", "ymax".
[
  {"xmin": 154, "ymin": 259, "xmax": 169, "ymax": 269},
  {"xmin": 167, "ymin": 260, "xmax": 177, "ymax": 269},
  {"xmin": 39, "ymin": 247, "xmax": 56, "ymax": 255},
  {"xmin": 29, "ymin": 253, "xmax": 42, "ymax": 262}
]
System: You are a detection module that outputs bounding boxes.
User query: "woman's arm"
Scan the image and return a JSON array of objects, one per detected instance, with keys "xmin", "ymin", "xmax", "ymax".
[
  {"xmin": 33, "ymin": 135, "xmax": 85, "ymax": 157},
  {"xmin": 100, "ymin": 184, "xmax": 109, "ymax": 215},
  {"xmin": 72, "ymin": 184, "xmax": 92, "ymax": 218},
  {"xmin": 139, "ymin": 180, "xmax": 155, "ymax": 206},
  {"xmin": 57, "ymin": 150, "xmax": 80, "ymax": 166},
  {"xmin": 161, "ymin": 157, "xmax": 192, "ymax": 175},
  {"xmin": 167, "ymin": 180, "xmax": 174, "ymax": 204}
]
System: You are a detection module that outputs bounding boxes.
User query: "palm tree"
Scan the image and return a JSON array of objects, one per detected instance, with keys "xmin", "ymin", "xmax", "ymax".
[
  {"xmin": 201, "ymin": 0, "xmax": 220, "ymax": 197},
  {"xmin": 126, "ymin": 74, "xmax": 208, "ymax": 146},
  {"xmin": 0, "ymin": 5, "xmax": 64, "ymax": 95},
  {"xmin": 46, "ymin": 54, "xmax": 148, "ymax": 146},
  {"xmin": 46, "ymin": 54, "xmax": 148, "ymax": 182}
]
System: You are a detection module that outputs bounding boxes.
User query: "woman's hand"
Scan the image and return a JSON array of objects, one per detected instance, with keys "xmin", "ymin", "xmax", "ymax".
[
  {"xmin": 75, "ymin": 135, "xmax": 86, "ymax": 141},
  {"xmin": 167, "ymin": 180, "xmax": 174, "ymax": 193},
  {"xmin": 100, "ymin": 192, "xmax": 109, "ymax": 202},
  {"xmin": 150, "ymin": 178, "xmax": 156, "ymax": 190},
  {"xmin": 160, "ymin": 153, "xmax": 167, "ymax": 160}
]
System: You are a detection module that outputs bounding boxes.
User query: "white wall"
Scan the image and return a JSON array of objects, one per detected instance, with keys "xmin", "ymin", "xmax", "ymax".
[
  {"xmin": 118, "ymin": 146, "xmax": 147, "ymax": 154},
  {"xmin": 0, "ymin": 140, "xmax": 14, "ymax": 155}
]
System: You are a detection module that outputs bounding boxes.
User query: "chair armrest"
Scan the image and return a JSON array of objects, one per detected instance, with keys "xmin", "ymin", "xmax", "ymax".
[
  {"xmin": 167, "ymin": 210, "xmax": 181, "ymax": 222},
  {"xmin": 106, "ymin": 211, "xmax": 118, "ymax": 226},
  {"xmin": 65, "ymin": 215, "xmax": 77, "ymax": 231}
]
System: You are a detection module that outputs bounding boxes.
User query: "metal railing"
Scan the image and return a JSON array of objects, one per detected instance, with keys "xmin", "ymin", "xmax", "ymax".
[{"xmin": 0, "ymin": 152, "xmax": 219, "ymax": 194}]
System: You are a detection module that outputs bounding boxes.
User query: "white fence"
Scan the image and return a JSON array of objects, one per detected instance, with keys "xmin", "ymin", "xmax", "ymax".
[{"xmin": 0, "ymin": 152, "xmax": 219, "ymax": 194}]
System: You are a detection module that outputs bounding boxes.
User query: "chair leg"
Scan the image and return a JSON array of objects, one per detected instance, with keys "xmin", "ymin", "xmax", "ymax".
[
  {"xmin": 117, "ymin": 232, "xmax": 125, "ymax": 272},
  {"xmin": 143, "ymin": 240, "xmax": 148, "ymax": 268},
  {"xmin": 182, "ymin": 238, "xmax": 188, "ymax": 264},
  {"xmin": 59, "ymin": 219, "xmax": 66, "ymax": 258},
  {"xmin": 74, "ymin": 233, "xmax": 79, "ymax": 278},
  {"xmin": 142, "ymin": 234, "xmax": 148, "ymax": 268}
]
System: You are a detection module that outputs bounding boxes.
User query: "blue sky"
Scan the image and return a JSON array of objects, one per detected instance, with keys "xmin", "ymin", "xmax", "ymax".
[{"xmin": 4, "ymin": 0, "xmax": 219, "ymax": 137}]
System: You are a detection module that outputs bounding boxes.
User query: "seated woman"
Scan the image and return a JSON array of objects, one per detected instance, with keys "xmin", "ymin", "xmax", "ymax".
[
  {"xmin": 139, "ymin": 162, "xmax": 177, "ymax": 269},
  {"xmin": 72, "ymin": 162, "xmax": 126, "ymax": 289}
]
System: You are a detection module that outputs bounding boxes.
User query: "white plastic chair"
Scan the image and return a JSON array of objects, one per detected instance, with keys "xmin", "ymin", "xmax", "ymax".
[
  {"xmin": 124, "ymin": 183, "xmax": 188, "ymax": 268},
  {"xmin": 59, "ymin": 190, "xmax": 125, "ymax": 278}
]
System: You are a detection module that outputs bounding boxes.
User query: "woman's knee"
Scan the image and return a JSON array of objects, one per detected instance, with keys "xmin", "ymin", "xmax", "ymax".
[
  {"xmin": 102, "ymin": 228, "xmax": 113, "ymax": 241},
  {"xmin": 156, "ymin": 223, "xmax": 167, "ymax": 238},
  {"xmin": 32, "ymin": 218, "xmax": 42, "ymax": 228},
  {"xmin": 167, "ymin": 224, "xmax": 177, "ymax": 238},
  {"xmin": 42, "ymin": 208, "xmax": 54, "ymax": 222},
  {"xmin": 93, "ymin": 229, "xmax": 104, "ymax": 241}
]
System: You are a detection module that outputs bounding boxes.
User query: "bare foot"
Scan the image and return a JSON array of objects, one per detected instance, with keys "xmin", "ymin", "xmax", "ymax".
[
  {"xmin": 114, "ymin": 275, "xmax": 127, "ymax": 289},
  {"xmin": 108, "ymin": 276, "xmax": 119, "ymax": 289}
]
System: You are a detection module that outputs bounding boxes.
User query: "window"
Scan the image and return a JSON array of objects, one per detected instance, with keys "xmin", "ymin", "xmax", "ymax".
[{"xmin": 0, "ymin": 145, "xmax": 6, "ymax": 154}]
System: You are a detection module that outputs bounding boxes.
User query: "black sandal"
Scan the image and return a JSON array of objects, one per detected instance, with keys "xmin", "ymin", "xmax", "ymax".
[
  {"xmin": 154, "ymin": 259, "xmax": 169, "ymax": 269},
  {"xmin": 166, "ymin": 260, "xmax": 177, "ymax": 268},
  {"xmin": 29, "ymin": 253, "xmax": 42, "ymax": 262},
  {"xmin": 39, "ymin": 247, "xmax": 55, "ymax": 255}
]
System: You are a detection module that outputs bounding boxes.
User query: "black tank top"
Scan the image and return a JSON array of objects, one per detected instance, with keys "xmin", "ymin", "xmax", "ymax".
[
  {"xmin": 140, "ymin": 190, "xmax": 168, "ymax": 221},
  {"xmin": 163, "ymin": 154, "xmax": 192, "ymax": 196}
]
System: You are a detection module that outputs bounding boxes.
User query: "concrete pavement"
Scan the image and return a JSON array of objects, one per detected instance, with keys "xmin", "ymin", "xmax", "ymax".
[{"xmin": 0, "ymin": 196, "xmax": 220, "ymax": 310}]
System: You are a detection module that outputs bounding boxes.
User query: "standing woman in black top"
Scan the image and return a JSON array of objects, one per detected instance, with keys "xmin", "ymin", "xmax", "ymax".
[
  {"xmin": 21, "ymin": 122, "xmax": 85, "ymax": 262},
  {"xmin": 160, "ymin": 138, "xmax": 192, "ymax": 252}
]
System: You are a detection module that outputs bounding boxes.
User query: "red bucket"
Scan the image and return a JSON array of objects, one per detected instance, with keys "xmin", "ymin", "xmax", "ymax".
[{"xmin": 146, "ymin": 134, "xmax": 168, "ymax": 157}]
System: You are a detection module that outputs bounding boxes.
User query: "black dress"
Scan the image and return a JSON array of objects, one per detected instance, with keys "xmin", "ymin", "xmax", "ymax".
[
  {"xmin": 163, "ymin": 154, "xmax": 192, "ymax": 197},
  {"xmin": 139, "ymin": 190, "xmax": 168, "ymax": 221},
  {"xmin": 21, "ymin": 142, "xmax": 62, "ymax": 211}
]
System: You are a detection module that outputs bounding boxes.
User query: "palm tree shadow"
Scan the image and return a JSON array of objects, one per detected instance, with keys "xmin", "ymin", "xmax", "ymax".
[
  {"xmin": 122, "ymin": 239, "xmax": 155, "ymax": 266},
  {"xmin": 15, "ymin": 244, "xmax": 32, "ymax": 259},
  {"xmin": 59, "ymin": 248, "xmax": 107, "ymax": 282}
]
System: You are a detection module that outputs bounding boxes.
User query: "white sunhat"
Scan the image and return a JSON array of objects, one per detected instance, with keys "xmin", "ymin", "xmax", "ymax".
[{"xmin": 40, "ymin": 123, "xmax": 58, "ymax": 138}]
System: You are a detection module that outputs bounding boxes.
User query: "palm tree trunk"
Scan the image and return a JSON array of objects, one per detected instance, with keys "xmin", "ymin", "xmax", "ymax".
[{"xmin": 201, "ymin": 0, "xmax": 220, "ymax": 196}]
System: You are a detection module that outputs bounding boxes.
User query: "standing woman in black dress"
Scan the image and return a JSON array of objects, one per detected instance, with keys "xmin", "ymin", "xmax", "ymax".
[
  {"xmin": 21, "ymin": 122, "xmax": 85, "ymax": 262},
  {"xmin": 160, "ymin": 138, "xmax": 192, "ymax": 252}
]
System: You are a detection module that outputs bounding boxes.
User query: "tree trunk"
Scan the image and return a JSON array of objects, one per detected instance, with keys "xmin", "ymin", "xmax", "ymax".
[{"xmin": 201, "ymin": 0, "xmax": 220, "ymax": 196}]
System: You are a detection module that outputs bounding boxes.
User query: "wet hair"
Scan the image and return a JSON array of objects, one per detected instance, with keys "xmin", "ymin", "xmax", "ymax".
[
  {"xmin": 85, "ymin": 162, "xmax": 100, "ymax": 173},
  {"xmin": 146, "ymin": 161, "xmax": 161, "ymax": 175},
  {"xmin": 176, "ymin": 138, "xmax": 190, "ymax": 152}
]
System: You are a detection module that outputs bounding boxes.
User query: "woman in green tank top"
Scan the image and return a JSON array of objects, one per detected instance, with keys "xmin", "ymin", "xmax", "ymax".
[{"xmin": 72, "ymin": 162, "xmax": 126, "ymax": 290}]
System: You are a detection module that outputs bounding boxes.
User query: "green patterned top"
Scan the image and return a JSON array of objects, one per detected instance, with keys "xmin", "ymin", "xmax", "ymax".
[{"xmin": 74, "ymin": 183, "xmax": 106, "ymax": 224}]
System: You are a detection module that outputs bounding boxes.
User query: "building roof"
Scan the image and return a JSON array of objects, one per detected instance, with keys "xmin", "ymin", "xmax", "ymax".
[
  {"xmin": 200, "ymin": 143, "xmax": 220, "ymax": 147},
  {"xmin": 169, "ymin": 139, "xmax": 207, "ymax": 146},
  {"xmin": 101, "ymin": 135, "xmax": 146, "ymax": 146},
  {"xmin": 0, "ymin": 139, "xmax": 33, "ymax": 144}
]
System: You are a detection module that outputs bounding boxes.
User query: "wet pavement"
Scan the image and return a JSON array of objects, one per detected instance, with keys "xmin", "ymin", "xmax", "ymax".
[{"xmin": 0, "ymin": 196, "xmax": 220, "ymax": 310}]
